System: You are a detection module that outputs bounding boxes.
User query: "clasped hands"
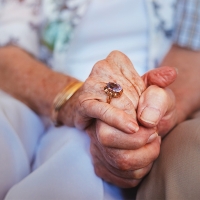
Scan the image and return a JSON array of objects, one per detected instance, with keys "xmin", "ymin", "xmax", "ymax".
[{"xmin": 59, "ymin": 50, "xmax": 178, "ymax": 188}]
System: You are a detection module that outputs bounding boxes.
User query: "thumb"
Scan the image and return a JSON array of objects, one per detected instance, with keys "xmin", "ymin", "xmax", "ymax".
[
  {"xmin": 137, "ymin": 85, "xmax": 175, "ymax": 128},
  {"xmin": 142, "ymin": 66, "xmax": 178, "ymax": 88}
]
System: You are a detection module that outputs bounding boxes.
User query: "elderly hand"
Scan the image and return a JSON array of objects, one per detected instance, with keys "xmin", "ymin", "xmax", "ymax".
[
  {"xmin": 59, "ymin": 50, "xmax": 177, "ymax": 188},
  {"xmin": 86, "ymin": 59, "xmax": 177, "ymax": 187},
  {"xmin": 57, "ymin": 51, "xmax": 159, "ymax": 188},
  {"xmin": 59, "ymin": 51, "xmax": 177, "ymax": 138},
  {"xmin": 87, "ymin": 121, "xmax": 160, "ymax": 188},
  {"xmin": 86, "ymin": 66, "xmax": 178, "ymax": 188},
  {"xmin": 58, "ymin": 50, "xmax": 146, "ymax": 133},
  {"xmin": 138, "ymin": 67, "xmax": 178, "ymax": 136}
]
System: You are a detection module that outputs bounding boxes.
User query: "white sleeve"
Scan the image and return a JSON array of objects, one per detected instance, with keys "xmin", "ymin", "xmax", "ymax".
[{"xmin": 0, "ymin": 0, "xmax": 42, "ymax": 57}]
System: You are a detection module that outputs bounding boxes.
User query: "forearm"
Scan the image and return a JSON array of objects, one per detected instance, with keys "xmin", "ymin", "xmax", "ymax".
[
  {"xmin": 160, "ymin": 44, "xmax": 200, "ymax": 123},
  {"xmin": 0, "ymin": 46, "xmax": 78, "ymax": 118}
]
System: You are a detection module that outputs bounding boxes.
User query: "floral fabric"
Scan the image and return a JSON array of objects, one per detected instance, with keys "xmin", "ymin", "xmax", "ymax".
[
  {"xmin": 42, "ymin": 0, "xmax": 90, "ymax": 52},
  {"xmin": 0, "ymin": 0, "xmax": 181, "ymax": 70}
]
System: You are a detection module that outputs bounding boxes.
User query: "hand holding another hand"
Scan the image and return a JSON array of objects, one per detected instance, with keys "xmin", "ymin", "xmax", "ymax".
[
  {"xmin": 59, "ymin": 50, "xmax": 145, "ymax": 133},
  {"xmin": 87, "ymin": 121, "xmax": 160, "ymax": 187},
  {"xmin": 139, "ymin": 67, "xmax": 178, "ymax": 136},
  {"xmin": 88, "ymin": 65, "xmax": 178, "ymax": 187},
  {"xmin": 88, "ymin": 64, "xmax": 178, "ymax": 188},
  {"xmin": 59, "ymin": 50, "xmax": 178, "ymax": 187}
]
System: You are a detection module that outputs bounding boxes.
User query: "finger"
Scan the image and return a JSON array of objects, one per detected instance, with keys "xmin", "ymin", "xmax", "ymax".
[
  {"xmin": 137, "ymin": 85, "xmax": 175, "ymax": 127},
  {"xmin": 106, "ymin": 50, "xmax": 146, "ymax": 96},
  {"xmin": 99, "ymin": 51, "xmax": 146, "ymax": 113},
  {"xmin": 103, "ymin": 137, "xmax": 160, "ymax": 171},
  {"xmin": 91, "ymin": 143, "xmax": 153, "ymax": 179},
  {"xmin": 96, "ymin": 120, "xmax": 157, "ymax": 149},
  {"xmin": 90, "ymin": 144, "xmax": 141, "ymax": 188},
  {"xmin": 106, "ymin": 163, "xmax": 153, "ymax": 180},
  {"xmin": 78, "ymin": 54, "xmax": 145, "ymax": 130},
  {"xmin": 94, "ymin": 160, "xmax": 141, "ymax": 188},
  {"xmin": 79, "ymin": 98, "xmax": 139, "ymax": 133},
  {"xmin": 142, "ymin": 66, "xmax": 177, "ymax": 88},
  {"xmin": 109, "ymin": 89, "xmax": 138, "ymax": 116}
]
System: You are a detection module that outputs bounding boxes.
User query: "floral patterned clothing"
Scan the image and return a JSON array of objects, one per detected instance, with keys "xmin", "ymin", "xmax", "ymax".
[
  {"xmin": 0, "ymin": 0, "xmax": 178, "ymax": 72},
  {"xmin": 0, "ymin": 0, "xmax": 200, "ymax": 73}
]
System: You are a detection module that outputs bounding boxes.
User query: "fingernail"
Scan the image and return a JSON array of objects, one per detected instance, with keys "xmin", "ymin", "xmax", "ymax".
[
  {"xmin": 127, "ymin": 122, "xmax": 139, "ymax": 132},
  {"xmin": 147, "ymin": 132, "xmax": 158, "ymax": 143},
  {"xmin": 140, "ymin": 107, "xmax": 161, "ymax": 125}
]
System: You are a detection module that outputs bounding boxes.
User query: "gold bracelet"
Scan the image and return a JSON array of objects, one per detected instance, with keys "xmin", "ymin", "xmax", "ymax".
[{"xmin": 51, "ymin": 81, "xmax": 83, "ymax": 126}]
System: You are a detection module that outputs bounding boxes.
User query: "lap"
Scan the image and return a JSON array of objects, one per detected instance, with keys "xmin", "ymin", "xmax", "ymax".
[
  {"xmin": 0, "ymin": 90, "xmax": 46, "ymax": 159},
  {"xmin": 137, "ymin": 117, "xmax": 200, "ymax": 200},
  {"xmin": 0, "ymin": 91, "xmax": 130, "ymax": 200},
  {"xmin": 6, "ymin": 126, "xmax": 129, "ymax": 200},
  {"xmin": 0, "ymin": 91, "xmax": 45, "ymax": 199}
]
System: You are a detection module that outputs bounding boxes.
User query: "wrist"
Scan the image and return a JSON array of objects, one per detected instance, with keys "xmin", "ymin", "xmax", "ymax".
[
  {"xmin": 160, "ymin": 45, "xmax": 200, "ymax": 123},
  {"xmin": 51, "ymin": 81, "xmax": 83, "ymax": 126}
]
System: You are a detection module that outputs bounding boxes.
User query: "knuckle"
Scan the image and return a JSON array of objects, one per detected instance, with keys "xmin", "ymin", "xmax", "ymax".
[
  {"xmin": 109, "ymin": 50, "xmax": 122, "ymax": 57},
  {"xmin": 97, "ymin": 130, "xmax": 110, "ymax": 146},
  {"xmin": 148, "ymin": 85, "xmax": 161, "ymax": 94},
  {"xmin": 94, "ymin": 165, "xmax": 102, "ymax": 177},
  {"xmin": 146, "ymin": 144, "xmax": 160, "ymax": 164},
  {"xmin": 123, "ymin": 100, "xmax": 133, "ymax": 111},
  {"xmin": 78, "ymin": 94, "xmax": 88, "ymax": 109},
  {"xmin": 101, "ymin": 106, "xmax": 109, "ymax": 118},
  {"xmin": 114, "ymin": 151, "xmax": 133, "ymax": 171},
  {"xmin": 133, "ymin": 168, "xmax": 150, "ymax": 180},
  {"xmin": 93, "ymin": 60, "xmax": 108, "ymax": 72},
  {"xmin": 153, "ymin": 148, "xmax": 160, "ymax": 160},
  {"xmin": 94, "ymin": 165, "xmax": 109, "ymax": 182},
  {"xmin": 152, "ymin": 86, "xmax": 167, "ymax": 97},
  {"xmin": 96, "ymin": 121, "xmax": 112, "ymax": 146},
  {"xmin": 128, "ymin": 179, "xmax": 141, "ymax": 187},
  {"xmin": 90, "ymin": 144, "xmax": 95, "ymax": 156},
  {"xmin": 134, "ymin": 137, "xmax": 145, "ymax": 148},
  {"xmin": 107, "ymin": 51, "xmax": 127, "ymax": 64},
  {"xmin": 100, "ymin": 106, "xmax": 113, "ymax": 122},
  {"xmin": 120, "ymin": 179, "xmax": 141, "ymax": 188}
]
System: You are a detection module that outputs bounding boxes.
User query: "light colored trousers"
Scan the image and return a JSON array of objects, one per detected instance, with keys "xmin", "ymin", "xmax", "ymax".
[
  {"xmin": 0, "ymin": 91, "xmax": 135, "ymax": 200},
  {"xmin": 136, "ymin": 111, "xmax": 200, "ymax": 200},
  {"xmin": 1, "ymin": 91, "xmax": 200, "ymax": 200}
]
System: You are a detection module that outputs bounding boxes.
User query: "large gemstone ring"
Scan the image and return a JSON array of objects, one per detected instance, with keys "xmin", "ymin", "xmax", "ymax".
[{"xmin": 104, "ymin": 82, "xmax": 123, "ymax": 103}]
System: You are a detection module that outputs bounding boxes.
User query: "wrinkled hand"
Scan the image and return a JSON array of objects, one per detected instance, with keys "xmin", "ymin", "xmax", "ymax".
[
  {"xmin": 87, "ymin": 121, "xmax": 160, "ymax": 187},
  {"xmin": 87, "ymin": 66, "xmax": 178, "ymax": 188},
  {"xmin": 59, "ymin": 50, "xmax": 145, "ymax": 133},
  {"xmin": 82, "ymin": 51, "xmax": 161, "ymax": 187},
  {"xmin": 60, "ymin": 50, "xmax": 178, "ymax": 187},
  {"xmin": 86, "ymin": 55, "xmax": 177, "ymax": 187},
  {"xmin": 138, "ymin": 67, "xmax": 178, "ymax": 136}
]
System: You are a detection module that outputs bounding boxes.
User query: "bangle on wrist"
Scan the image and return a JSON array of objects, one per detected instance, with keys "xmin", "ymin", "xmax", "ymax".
[{"xmin": 51, "ymin": 81, "xmax": 83, "ymax": 126}]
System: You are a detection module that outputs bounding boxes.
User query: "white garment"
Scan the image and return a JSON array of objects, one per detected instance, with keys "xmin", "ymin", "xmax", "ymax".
[
  {"xmin": 0, "ymin": 91, "xmax": 133, "ymax": 200},
  {"xmin": 0, "ymin": 2, "xmax": 145, "ymax": 199},
  {"xmin": 54, "ymin": 0, "xmax": 149, "ymax": 80},
  {"xmin": 0, "ymin": 91, "xmax": 45, "ymax": 200},
  {"xmin": 0, "ymin": 0, "xmax": 175, "ymax": 199}
]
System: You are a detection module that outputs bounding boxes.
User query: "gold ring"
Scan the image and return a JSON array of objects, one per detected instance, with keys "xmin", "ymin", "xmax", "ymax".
[{"xmin": 104, "ymin": 82, "xmax": 123, "ymax": 103}]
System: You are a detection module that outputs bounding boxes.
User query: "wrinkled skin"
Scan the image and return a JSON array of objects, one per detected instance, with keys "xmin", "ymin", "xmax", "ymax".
[
  {"xmin": 59, "ymin": 51, "xmax": 177, "ymax": 187},
  {"xmin": 60, "ymin": 50, "xmax": 146, "ymax": 133},
  {"xmin": 140, "ymin": 68, "xmax": 178, "ymax": 136}
]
